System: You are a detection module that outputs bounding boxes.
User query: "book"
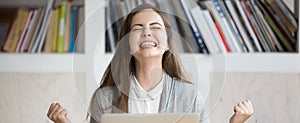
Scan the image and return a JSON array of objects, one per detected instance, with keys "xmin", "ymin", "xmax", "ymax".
[
  {"xmin": 43, "ymin": 9, "xmax": 56, "ymax": 53},
  {"xmin": 27, "ymin": 7, "xmax": 45, "ymax": 52},
  {"xmin": 179, "ymin": 0, "xmax": 208, "ymax": 53},
  {"xmin": 172, "ymin": 0, "xmax": 200, "ymax": 53},
  {"xmin": 69, "ymin": 6, "xmax": 78, "ymax": 52},
  {"xmin": 266, "ymin": 0, "xmax": 297, "ymax": 36},
  {"xmin": 247, "ymin": 0, "xmax": 277, "ymax": 52},
  {"xmin": 256, "ymin": 0, "xmax": 294, "ymax": 51},
  {"xmin": 202, "ymin": 1, "xmax": 230, "ymax": 53},
  {"xmin": 206, "ymin": 1, "xmax": 237, "ymax": 52},
  {"xmin": 224, "ymin": 1, "xmax": 255, "ymax": 52},
  {"xmin": 275, "ymin": 0, "xmax": 297, "ymax": 30},
  {"xmin": 19, "ymin": 9, "xmax": 39, "ymax": 52},
  {"xmin": 234, "ymin": 0, "xmax": 262, "ymax": 52},
  {"xmin": 218, "ymin": 1, "xmax": 247, "ymax": 52},
  {"xmin": 250, "ymin": 0, "xmax": 284, "ymax": 52},
  {"xmin": 241, "ymin": 0, "xmax": 272, "ymax": 52},
  {"xmin": 3, "ymin": 8, "xmax": 30, "ymax": 52},
  {"xmin": 33, "ymin": 0, "xmax": 55, "ymax": 53},
  {"xmin": 75, "ymin": 6, "xmax": 84, "ymax": 53},
  {"xmin": 190, "ymin": 6, "xmax": 220, "ymax": 54},
  {"xmin": 52, "ymin": 7, "xmax": 60, "ymax": 52},
  {"xmin": 201, "ymin": 6, "xmax": 227, "ymax": 53},
  {"xmin": 214, "ymin": 20, "xmax": 230, "ymax": 52},
  {"xmin": 259, "ymin": 0, "xmax": 296, "ymax": 46},
  {"xmin": 63, "ymin": 1, "xmax": 71, "ymax": 52},
  {"xmin": 15, "ymin": 10, "xmax": 34, "ymax": 52},
  {"xmin": 57, "ymin": 0, "xmax": 67, "ymax": 53}
]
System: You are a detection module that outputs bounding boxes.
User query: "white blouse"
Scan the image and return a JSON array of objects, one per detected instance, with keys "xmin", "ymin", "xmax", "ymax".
[{"xmin": 128, "ymin": 72, "xmax": 165, "ymax": 114}]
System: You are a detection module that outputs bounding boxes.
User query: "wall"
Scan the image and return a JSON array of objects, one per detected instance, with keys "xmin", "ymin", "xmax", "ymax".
[
  {"xmin": 210, "ymin": 73, "xmax": 300, "ymax": 123},
  {"xmin": 0, "ymin": 73, "xmax": 87, "ymax": 123}
]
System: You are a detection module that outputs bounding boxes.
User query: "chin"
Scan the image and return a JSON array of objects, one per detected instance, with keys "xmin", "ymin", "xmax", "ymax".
[{"xmin": 136, "ymin": 51, "xmax": 164, "ymax": 59}]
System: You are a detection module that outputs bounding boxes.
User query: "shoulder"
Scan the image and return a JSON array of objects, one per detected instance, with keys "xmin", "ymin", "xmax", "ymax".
[
  {"xmin": 165, "ymin": 73, "xmax": 199, "ymax": 93},
  {"xmin": 165, "ymin": 74, "xmax": 201, "ymax": 99},
  {"xmin": 163, "ymin": 74, "xmax": 204, "ymax": 113},
  {"xmin": 174, "ymin": 78, "xmax": 200, "ymax": 97},
  {"xmin": 90, "ymin": 86, "xmax": 120, "ymax": 109},
  {"xmin": 93, "ymin": 86, "xmax": 119, "ymax": 101},
  {"xmin": 89, "ymin": 86, "xmax": 120, "ymax": 122}
]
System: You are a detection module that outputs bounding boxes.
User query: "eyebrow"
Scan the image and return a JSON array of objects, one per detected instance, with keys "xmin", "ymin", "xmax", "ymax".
[{"xmin": 130, "ymin": 22, "xmax": 163, "ymax": 29}]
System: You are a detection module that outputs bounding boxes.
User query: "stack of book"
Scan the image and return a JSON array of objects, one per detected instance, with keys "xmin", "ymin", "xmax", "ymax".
[
  {"xmin": 0, "ymin": 0, "xmax": 85, "ymax": 53},
  {"xmin": 105, "ymin": 0, "xmax": 298, "ymax": 54}
]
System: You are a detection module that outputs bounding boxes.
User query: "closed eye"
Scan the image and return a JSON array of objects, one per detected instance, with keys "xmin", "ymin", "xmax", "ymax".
[
  {"xmin": 131, "ymin": 28, "xmax": 143, "ymax": 32},
  {"xmin": 151, "ymin": 26, "xmax": 161, "ymax": 30}
]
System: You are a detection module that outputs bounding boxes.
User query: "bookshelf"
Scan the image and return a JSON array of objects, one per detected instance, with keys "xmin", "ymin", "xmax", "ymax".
[
  {"xmin": 0, "ymin": 0, "xmax": 299, "ymax": 122},
  {"xmin": 0, "ymin": 0, "xmax": 89, "ymax": 122},
  {"xmin": 95, "ymin": 0, "xmax": 300, "ymax": 79},
  {"xmin": 0, "ymin": 0, "xmax": 299, "ymax": 74},
  {"xmin": 0, "ymin": 0, "xmax": 86, "ymax": 72}
]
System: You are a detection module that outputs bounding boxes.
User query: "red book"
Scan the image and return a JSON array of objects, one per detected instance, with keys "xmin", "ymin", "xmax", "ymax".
[{"xmin": 215, "ymin": 22, "xmax": 230, "ymax": 52}]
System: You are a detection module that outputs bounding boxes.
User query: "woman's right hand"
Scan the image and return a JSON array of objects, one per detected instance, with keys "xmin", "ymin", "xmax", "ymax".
[{"xmin": 47, "ymin": 103, "xmax": 71, "ymax": 123}]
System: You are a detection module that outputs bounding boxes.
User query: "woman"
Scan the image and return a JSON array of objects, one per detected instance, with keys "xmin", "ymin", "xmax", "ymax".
[{"xmin": 47, "ymin": 4, "xmax": 254, "ymax": 123}]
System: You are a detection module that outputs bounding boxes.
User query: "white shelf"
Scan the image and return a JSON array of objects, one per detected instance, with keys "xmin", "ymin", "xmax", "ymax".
[
  {"xmin": 99, "ymin": 53, "xmax": 300, "ymax": 73},
  {"xmin": 0, "ymin": 53, "xmax": 87, "ymax": 72},
  {"xmin": 223, "ymin": 53, "xmax": 300, "ymax": 72},
  {"xmin": 181, "ymin": 53, "xmax": 300, "ymax": 72}
]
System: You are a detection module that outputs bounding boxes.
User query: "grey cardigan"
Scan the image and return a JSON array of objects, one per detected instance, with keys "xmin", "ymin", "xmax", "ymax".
[{"xmin": 89, "ymin": 74, "xmax": 204, "ymax": 123}]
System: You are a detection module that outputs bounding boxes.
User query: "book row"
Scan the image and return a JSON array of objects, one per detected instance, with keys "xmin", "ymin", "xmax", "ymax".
[
  {"xmin": 106, "ymin": 0, "xmax": 298, "ymax": 53},
  {"xmin": 1, "ymin": 0, "xmax": 84, "ymax": 53}
]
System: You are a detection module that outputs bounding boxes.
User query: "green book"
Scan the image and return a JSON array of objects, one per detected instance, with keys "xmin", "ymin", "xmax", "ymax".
[{"xmin": 57, "ymin": 0, "xmax": 66, "ymax": 53}]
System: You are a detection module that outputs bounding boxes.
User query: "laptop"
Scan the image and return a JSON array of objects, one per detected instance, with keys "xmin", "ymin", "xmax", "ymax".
[{"xmin": 101, "ymin": 113, "xmax": 200, "ymax": 123}]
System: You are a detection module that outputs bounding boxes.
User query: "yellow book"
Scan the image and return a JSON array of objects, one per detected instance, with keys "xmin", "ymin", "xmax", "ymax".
[
  {"xmin": 4, "ymin": 8, "xmax": 29, "ymax": 52},
  {"xmin": 57, "ymin": 0, "xmax": 66, "ymax": 53},
  {"xmin": 63, "ymin": 1, "xmax": 71, "ymax": 52},
  {"xmin": 52, "ymin": 7, "xmax": 60, "ymax": 52}
]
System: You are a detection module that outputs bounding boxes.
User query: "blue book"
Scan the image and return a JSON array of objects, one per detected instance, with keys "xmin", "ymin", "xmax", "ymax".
[
  {"xmin": 69, "ymin": 6, "xmax": 77, "ymax": 52},
  {"xmin": 179, "ymin": 0, "xmax": 207, "ymax": 53}
]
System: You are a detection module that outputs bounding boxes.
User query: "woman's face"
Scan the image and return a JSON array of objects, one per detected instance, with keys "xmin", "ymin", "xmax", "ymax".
[{"xmin": 129, "ymin": 9, "xmax": 168, "ymax": 59}]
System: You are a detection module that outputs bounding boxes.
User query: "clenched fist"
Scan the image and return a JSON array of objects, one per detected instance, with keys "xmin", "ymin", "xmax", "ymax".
[
  {"xmin": 230, "ymin": 100, "xmax": 254, "ymax": 123},
  {"xmin": 47, "ymin": 103, "xmax": 71, "ymax": 123}
]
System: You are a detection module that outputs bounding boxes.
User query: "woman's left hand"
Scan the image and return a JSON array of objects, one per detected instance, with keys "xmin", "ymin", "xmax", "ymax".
[{"xmin": 229, "ymin": 100, "xmax": 254, "ymax": 123}]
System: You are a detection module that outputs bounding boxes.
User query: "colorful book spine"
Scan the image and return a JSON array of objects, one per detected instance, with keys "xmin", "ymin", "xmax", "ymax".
[
  {"xmin": 179, "ymin": 0, "xmax": 208, "ymax": 53},
  {"xmin": 3, "ymin": 8, "xmax": 29, "ymax": 52},
  {"xmin": 213, "ymin": 0, "xmax": 242, "ymax": 52},
  {"xmin": 16, "ymin": 11, "xmax": 34, "ymax": 52},
  {"xmin": 20, "ymin": 10, "xmax": 39, "ymax": 52},
  {"xmin": 69, "ymin": 6, "xmax": 77, "ymax": 52},
  {"xmin": 57, "ymin": 0, "xmax": 66, "ymax": 53},
  {"xmin": 224, "ymin": 1, "xmax": 255, "ymax": 52},
  {"xmin": 52, "ymin": 7, "xmax": 60, "ymax": 52},
  {"xmin": 235, "ymin": 0, "xmax": 263, "ymax": 52}
]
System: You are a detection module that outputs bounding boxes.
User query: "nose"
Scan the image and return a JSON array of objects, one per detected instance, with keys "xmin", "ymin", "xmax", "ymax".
[{"xmin": 142, "ymin": 28, "xmax": 152, "ymax": 37}]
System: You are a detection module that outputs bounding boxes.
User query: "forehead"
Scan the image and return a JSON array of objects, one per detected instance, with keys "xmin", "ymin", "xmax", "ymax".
[{"xmin": 131, "ymin": 9, "xmax": 165, "ymax": 26}]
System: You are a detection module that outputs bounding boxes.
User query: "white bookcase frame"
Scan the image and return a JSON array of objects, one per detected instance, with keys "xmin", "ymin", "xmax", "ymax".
[{"xmin": 0, "ymin": 0, "xmax": 299, "ymax": 104}]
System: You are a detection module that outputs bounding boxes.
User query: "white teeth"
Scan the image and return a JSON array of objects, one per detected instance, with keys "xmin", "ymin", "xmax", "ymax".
[{"xmin": 140, "ymin": 42, "xmax": 157, "ymax": 48}]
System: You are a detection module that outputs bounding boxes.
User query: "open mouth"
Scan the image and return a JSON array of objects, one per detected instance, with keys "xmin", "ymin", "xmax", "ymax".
[{"xmin": 139, "ymin": 41, "xmax": 157, "ymax": 48}]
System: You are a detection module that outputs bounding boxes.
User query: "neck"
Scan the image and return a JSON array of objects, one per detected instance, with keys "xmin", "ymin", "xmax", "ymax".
[{"xmin": 134, "ymin": 58, "xmax": 163, "ymax": 91}]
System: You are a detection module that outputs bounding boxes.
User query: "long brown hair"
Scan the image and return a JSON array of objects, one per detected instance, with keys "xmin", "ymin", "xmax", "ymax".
[{"xmin": 90, "ymin": 4, "xmax": 188, "ymax": 115}]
